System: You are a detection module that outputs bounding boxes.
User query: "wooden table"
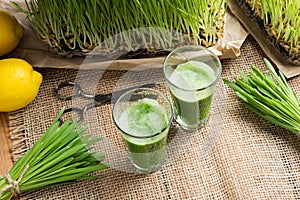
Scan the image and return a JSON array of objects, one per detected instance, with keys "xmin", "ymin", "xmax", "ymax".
[{"xmin": 0, "ymin": 113, "xmax": 13, "ymax": 174}]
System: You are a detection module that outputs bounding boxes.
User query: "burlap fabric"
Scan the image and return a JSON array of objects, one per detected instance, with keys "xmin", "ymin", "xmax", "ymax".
[{"xmin": 8, "ymin": 36, "xmax": 300, "ymax": 199}]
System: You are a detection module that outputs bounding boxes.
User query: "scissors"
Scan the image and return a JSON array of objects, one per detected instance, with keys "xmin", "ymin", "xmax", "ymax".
[{"xmin": 54, "ymin": 81, "xmax": 156, "ymax": 122}]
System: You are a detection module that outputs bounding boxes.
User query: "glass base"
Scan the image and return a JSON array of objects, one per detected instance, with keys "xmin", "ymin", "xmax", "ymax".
[
  {"xmin": 129, "ymin": 151, "xmax": 166, "ymax": 174},
  {"xmin": 175, "ymin": 116, "xmax": 209, "ymax": 131},
  {"xmin": 132, "ymin": 162, "xmax": 164, "ymax": 174}
]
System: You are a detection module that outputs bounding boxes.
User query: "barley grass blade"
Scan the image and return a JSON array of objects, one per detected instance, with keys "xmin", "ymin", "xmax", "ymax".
[
  {"xmin": 223, "ymin": 59, "xmax": 300, "ymax": 134},
  {"xmin": 0, "ymin": 108, "xmax": 107, "ymax": 200}
]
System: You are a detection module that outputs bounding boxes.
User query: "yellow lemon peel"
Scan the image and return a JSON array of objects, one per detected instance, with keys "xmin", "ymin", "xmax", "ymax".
[
  {"xmin": 0, "ymin": 10, "xmax": 24, "ymax": 56},
  {"xmin": 0, "ymin": 58, "xmax": 42, "ymax": 112}
]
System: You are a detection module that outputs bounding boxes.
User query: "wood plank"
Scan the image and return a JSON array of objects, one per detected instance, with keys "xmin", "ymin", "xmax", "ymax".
[{"xmin": 0, "ymin": 112, "xmax": 13, "ymax": 174}]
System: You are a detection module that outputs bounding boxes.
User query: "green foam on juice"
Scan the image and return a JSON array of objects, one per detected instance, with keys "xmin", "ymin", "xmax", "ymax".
[
  {"xmin": 119, "ymin": 98, "xmax": 168, "ymax": 138},
  {"xmin": 170, "ymin": 61, "xmax": 215, "ymax": 94}
]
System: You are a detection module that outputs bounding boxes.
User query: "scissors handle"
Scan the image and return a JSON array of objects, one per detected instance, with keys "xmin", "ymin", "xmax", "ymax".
[
  {"xmin": 54, "ymin": 81, "xmax": 95, "ymax": 100},
  {"xmin": 59, "ymin": 102, "xmax": 96, "ymax": 124},
  {"xmin": 59, "ymin": 107, "xmax": 84, "ymax": 124},
  {"xmin": 58, "ymin": 82, "xmax": 157, "ymax": 122}
]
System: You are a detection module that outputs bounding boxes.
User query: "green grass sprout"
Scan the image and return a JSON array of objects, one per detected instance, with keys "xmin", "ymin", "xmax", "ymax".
[
  {"xmin": 246, "ymin": 0, "xmax": 299, "ymax": 63},
  {"xmin": 223, "ymin": 58, "xmax": 300, "ymax": 134},
  {"xmin": 0, "ymin": 108, "xmax": 107, "ymax": 200},
  {"xmin": 12, "ymin": 0, "xmax": 227, "ymax": 56}
]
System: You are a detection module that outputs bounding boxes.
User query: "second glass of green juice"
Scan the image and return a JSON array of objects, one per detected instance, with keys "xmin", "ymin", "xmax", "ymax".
[
  {"xmin": 163, "ymin": 45, "xmax": 222, "ymax": 131},
  {"xmin": 112, "ymin": 88, "xmax": 173, "ymax": 174}
]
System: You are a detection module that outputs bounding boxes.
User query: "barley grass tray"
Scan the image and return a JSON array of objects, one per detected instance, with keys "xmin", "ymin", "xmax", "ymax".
[
  {"xmin": 6, "ymin": 36, "xmax": 300, "ymax": 199},
  {"xmin": 229, "ymin": 0, "xmax": 300, "ymax": 78},
  {"xmin": 12, "ymin": 0, "xmax": 227, "ymax": 58},
  {"xmin": 1, "ymin": 0, "xmax": 249, "ymax": 70},
  {"xmin": 234, "ymin": 0, "xmax": 300, "ymax": 65}
]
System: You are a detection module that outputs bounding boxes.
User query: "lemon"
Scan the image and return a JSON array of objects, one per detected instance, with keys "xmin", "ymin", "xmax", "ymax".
[
  {"xmin": 0, "ymin": 10, "xmax": 24, "ymax": 56},
  {"xmin": 0, "ymin": 58, "xmax": 42, "ymax": 112}
]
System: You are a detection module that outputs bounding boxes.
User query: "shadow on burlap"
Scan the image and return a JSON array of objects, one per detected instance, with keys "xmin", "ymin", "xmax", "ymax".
[{"xmin": 8, "ymin": 36, "xmax": 300, "ymax": 199}]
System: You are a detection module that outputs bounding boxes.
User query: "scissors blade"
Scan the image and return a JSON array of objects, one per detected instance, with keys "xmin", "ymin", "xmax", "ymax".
[{"xmin": 94, "ymin": 82, "xmax": 156, "ymax": 104}]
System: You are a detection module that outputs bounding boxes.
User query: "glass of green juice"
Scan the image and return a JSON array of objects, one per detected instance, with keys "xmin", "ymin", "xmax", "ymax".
[
  {"xmin": 112, "ymin": 88, "xmax": 173, "ymax": 174},
  {"xmin": 163, "ymin": 45, "xmax": 222, "ymax": 131}
]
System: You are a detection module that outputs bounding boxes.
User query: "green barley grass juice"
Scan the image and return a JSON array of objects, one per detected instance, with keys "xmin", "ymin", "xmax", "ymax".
[
  {"xmin": 168, "ymin": 61, "xmax": 216, "ymax": 130},
  {"xmin": 118, "ymin": 98, "xmax": 170, "ymax": 173}
]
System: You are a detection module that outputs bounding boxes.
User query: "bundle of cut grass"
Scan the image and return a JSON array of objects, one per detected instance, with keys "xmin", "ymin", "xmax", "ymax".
[
  {"xmin": 12, "ymin": 0, "xmax": 227, "ymax": 58},
  {"xmin": 235, "ymin": 0, "xmax": 300, "ymax": 65},
  {"xmin": 0, "ymin": 109, "xmax": 107, "ymax": 200},
  {"xmin": 224, "ymin": 58, "xmax": 300, "ymax": 134}
]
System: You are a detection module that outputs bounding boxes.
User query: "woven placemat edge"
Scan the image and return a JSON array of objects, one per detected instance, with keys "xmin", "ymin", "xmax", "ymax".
[{"xmin": 7, "ymin": 109, "xmax": 27, "ymax": 163}]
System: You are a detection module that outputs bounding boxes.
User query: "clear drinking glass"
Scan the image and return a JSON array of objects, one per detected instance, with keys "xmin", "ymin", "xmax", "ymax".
[
  {"xmin": 163, "ymin": 45, "xmax": 222, "ymax": 131},
  {"xmin": 112, "ymin": 88, "xmax": 173, "ymax": 173}
]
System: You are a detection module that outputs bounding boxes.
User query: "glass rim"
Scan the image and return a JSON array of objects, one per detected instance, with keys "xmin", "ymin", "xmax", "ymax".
[
  {"xmin": 163, "ymin": 45, "xmax": 222, "ymax": 92},
  {"xmin": 112, "ymin": 87, "xmax": 173, "ymax": 139}
]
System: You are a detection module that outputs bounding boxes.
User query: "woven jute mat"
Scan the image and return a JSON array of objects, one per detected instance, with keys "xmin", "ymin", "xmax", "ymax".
[{"xmin": 8, "ymin": 35, "xmax": 300, "ymax": 199}]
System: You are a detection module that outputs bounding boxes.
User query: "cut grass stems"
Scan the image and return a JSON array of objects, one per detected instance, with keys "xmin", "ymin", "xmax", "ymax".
[
  {"xmin": 223, "ymin": 58, "xmax": 300, "ymax": 134},
  {"xmin": 12, "ymin": 0, "xmax": 227, "ymax": 57},
  {"xmin": 0, "ymin": 108, "xmax": 107, "ymax": 200}
]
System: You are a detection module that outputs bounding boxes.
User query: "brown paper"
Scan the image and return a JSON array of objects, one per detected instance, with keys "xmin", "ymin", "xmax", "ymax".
[
  {"xmin": 1, "ymin": 0, "xmax": 249, "ymax": 70},
  {"xmin": 228, "ymin": 0, "xmax": 300, "ymax": 78},
  {"xmin": 210, "ymin": 9, "xmax": 249, "ymax": 59}
]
